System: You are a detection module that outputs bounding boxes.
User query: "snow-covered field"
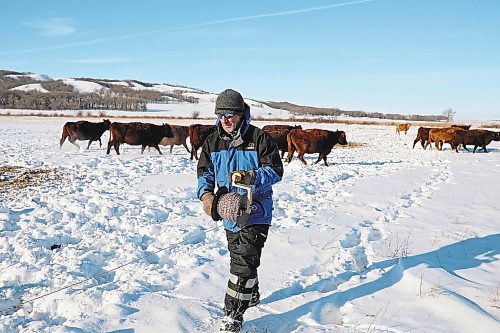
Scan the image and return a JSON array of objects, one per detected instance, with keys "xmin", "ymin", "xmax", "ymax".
[{"xmin": 0, "ymin": 116, "xmax": 499, "ymax": 333}]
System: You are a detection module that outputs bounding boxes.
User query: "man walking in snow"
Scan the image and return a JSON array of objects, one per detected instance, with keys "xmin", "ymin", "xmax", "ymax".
[{"xmin": 197, "ymin": 89, "xmax": 283, "ymax": 332}]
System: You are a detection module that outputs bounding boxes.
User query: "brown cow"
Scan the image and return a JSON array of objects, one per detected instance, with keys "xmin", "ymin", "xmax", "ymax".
[
  {"xmin": 425, "ymin": 127, "xmax": 462, "ymax": 150},
  {"xmin": 60, "ymin": 119, "xmax": 111, "ymax": 150},
  {"xmin": 396, "ymin": 123, "xmax": 411, "ymax": 135},
  {"xmin": 189, "ymin": 124, "xmax": 217, "ymax": 160},
  {"xmin": 452, "ymin": 129, "xmax": 500, "ymax": 153},
  {"xmin": 159, "ymin": 125, "xmax": 190, "ymax": 154},
  {"xmin": 413, "ymin": 127, "xmax": 433, "ymax": 149},
  {"xmin": 106, "ymin": 122, "xmax": 173, "ymax": 155},
  {"xmin": 286, "ymin": 129, "xmax": 347, "ymax": 166},
  {"xmin": 263, "ymin": 128, "xmax": 289, "ymax": 159},
  {"xmin": 451, "ymin": 124, "xmax": 472, "ymax": 130},
  {"xmin": 262, "ymin": 125, "xmax": 302, "ymax": 159}
]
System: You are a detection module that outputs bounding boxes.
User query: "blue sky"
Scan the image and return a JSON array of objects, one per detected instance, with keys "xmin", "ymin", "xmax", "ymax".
[{"xmin": 1, "ymin": 0, "xmax": 499, "ymax": 120}]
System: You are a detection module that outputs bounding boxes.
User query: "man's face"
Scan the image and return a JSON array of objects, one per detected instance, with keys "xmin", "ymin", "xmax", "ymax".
[{"xmin": 220, "ymin": 113, "xmax": 241, "ymax": 134}]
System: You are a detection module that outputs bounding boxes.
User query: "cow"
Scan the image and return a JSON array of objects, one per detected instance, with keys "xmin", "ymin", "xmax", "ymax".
[
  {"xmin": 262, "ymin": 124, "xmax": 302, "ymax": 132},
  {"xmin": 106, "ymin": 122, "xmax": 173, "ymax": 155},
  {"xmin": 425, "ymin": 127, "xmax": 462, "ymax": 150},
  {"xmin": 452, "ymin": 129, "xmax": 500, "ymax": 153},
  {"xmin": 451, "ymin": 124, "xmax": 472, "ymax": 130},
  {"xmin": 188, "ymin": 124, "xmax": 217, "ymax": 160},
  {"xmin": 263, "ymin": 128, "xmax": 289, "ymax": 159},
  {"xmin": 285, "ymin": 129, "xmax": 347, "ymax": 166},
  {"xmin": 413, "ymin": 127, "xmax": 433, "ymax": 149},
  {"xmin": 262, "ymin": 125, "xmax": 302, "ymax": 159},
  {"xmin": 396, "ymin": 123, "xmax": 411, "ymax": 135},
  {"xmin": 60, "ymin": 119, "xmax": 111, "ymax": 150},
  {"xmin": 159, "ymin": 125, "xmax": 190, "ymax": 154}
]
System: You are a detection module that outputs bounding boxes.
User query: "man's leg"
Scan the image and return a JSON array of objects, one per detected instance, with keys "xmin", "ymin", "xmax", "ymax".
[
  {"xmin": 222, "ymin": 224, "xmax": 269, "ymax": 328},
  {"xmin": 249, "ymin": 280, "xmax": 260, "ymax": 307}
]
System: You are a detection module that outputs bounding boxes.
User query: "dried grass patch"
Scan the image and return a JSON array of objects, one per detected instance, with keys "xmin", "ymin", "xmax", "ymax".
[
  {"xmin": 0, "ymin": 166, "xmax": 59, "ymax": 193},
  {"xmin": 339, "ymin": 141, "xmax": 365, "ymax": 148}
]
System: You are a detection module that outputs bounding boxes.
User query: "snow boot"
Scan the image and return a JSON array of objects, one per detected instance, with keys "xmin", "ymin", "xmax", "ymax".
[
  {"xmin": 248, "ymin": 288, "xmax": 260, "ymax": 307},
  {"xmin": 219, "ymin": 316, "xmax": 242, "ymax": 332}
]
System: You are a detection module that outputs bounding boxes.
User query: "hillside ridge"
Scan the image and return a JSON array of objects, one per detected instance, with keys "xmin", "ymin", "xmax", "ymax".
[{"xmin": 0, "ymin": 69, "xmax": 446, "ymax": 121}]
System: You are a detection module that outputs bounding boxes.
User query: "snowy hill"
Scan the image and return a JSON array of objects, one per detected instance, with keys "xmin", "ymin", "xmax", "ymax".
[
  {"xmin": 1, "ymin": 70, "xmax": 453, "ymax": 122},
  {"xmin": 1, "ymin": 70, "xmax": 294, "ymax": 119}
]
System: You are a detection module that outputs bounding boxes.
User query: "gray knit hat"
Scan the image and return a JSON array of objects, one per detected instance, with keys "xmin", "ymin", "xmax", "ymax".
[{"xmin": 215, "ymin": 89, "xmax": 245, "ymax": 115}]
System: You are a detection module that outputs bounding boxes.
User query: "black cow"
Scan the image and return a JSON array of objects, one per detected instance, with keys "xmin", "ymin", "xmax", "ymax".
[
  {"xmin": 453, "ymin": 129, "xmax": 500, "ymax": 153},
  {"xmin": 60, "ymin": 119, "xmax": 111, "ymax": 150},
  {"xmin": 262, "ymin": 124, "xmax": 302, "ymax": 132},
  {"xmin": 107, "ymin": 122, "xmax": 173, "ymax": 155},
  {"xmin": 451, "ymin": 124, "xmax": 472, "ymax": 130}
]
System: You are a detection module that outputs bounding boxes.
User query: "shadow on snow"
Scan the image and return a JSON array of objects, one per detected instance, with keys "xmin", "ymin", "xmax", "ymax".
[{"xmin": 249, "ymin": 234, "xmax": 500, "ymax": 330}]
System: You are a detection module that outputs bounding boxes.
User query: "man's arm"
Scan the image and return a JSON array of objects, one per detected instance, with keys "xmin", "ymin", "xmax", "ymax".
[{"xmin": 254, "ymin": 131, "xmax": 283, "ymax": 187}]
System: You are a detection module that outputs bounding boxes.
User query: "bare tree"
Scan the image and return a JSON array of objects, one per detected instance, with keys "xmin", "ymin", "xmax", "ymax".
[
  {"xmin": 442, "ymin": 108, "xmax": 456, "ymax": 122},
  {"xmin": 191, "ymin": 110, "xmax": 200, "ymax": 119}
]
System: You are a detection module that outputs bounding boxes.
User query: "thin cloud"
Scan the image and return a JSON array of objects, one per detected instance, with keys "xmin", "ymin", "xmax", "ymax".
[
  {"xmin": 23, "ymin": 17, "xmax": 77, "ymax": 37},
  {"xmin": 3, "ymin": 0, "xmax": 372, "ymax": 55}
]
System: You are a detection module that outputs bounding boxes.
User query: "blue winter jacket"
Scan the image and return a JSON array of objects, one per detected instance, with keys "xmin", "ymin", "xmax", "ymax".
[{"xmin": 197, "ymin": 111, "xmax": 283, "ymax": 232}]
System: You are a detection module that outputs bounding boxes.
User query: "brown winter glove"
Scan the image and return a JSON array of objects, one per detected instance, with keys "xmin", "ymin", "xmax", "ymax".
[{"xmin": 200, "ymin": 192, "xmax": 214, "ymax": 216}]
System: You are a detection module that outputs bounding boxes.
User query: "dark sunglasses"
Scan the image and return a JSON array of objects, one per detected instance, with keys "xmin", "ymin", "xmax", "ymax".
[{"xmin": 221, "ymin": 113, "xmax": 236, "ymax": 118}]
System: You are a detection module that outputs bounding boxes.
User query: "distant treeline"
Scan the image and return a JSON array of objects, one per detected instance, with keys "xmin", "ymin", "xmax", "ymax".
[
  {"xmin": 0, "ymin": 70, "xmax": 199, "ymax": 111},
  {"xmin": 262, "ymin": 101, "xmax": 448, "ymax": 122},
  {"xmin": 2, "ymin": 70, "xmax": 446, "ymax": 121}
]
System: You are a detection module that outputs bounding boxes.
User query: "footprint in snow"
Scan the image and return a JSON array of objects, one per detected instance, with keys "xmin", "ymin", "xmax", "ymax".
[{"xmin": 340, "ymin": 229, "xmax": 361, "ymax": 248}]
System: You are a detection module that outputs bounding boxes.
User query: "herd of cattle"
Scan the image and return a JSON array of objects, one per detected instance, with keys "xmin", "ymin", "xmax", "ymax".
[
  {"xmin": 59, "ymin": 119, "xmax": 500, "ymax": 166},
  {"xmin": 59, "ymin": 120, "xmax": 348, "ymax": 165},
  {"xmin": 396, "ymin": 123, "xmax": 500, "ymax": 153}
]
